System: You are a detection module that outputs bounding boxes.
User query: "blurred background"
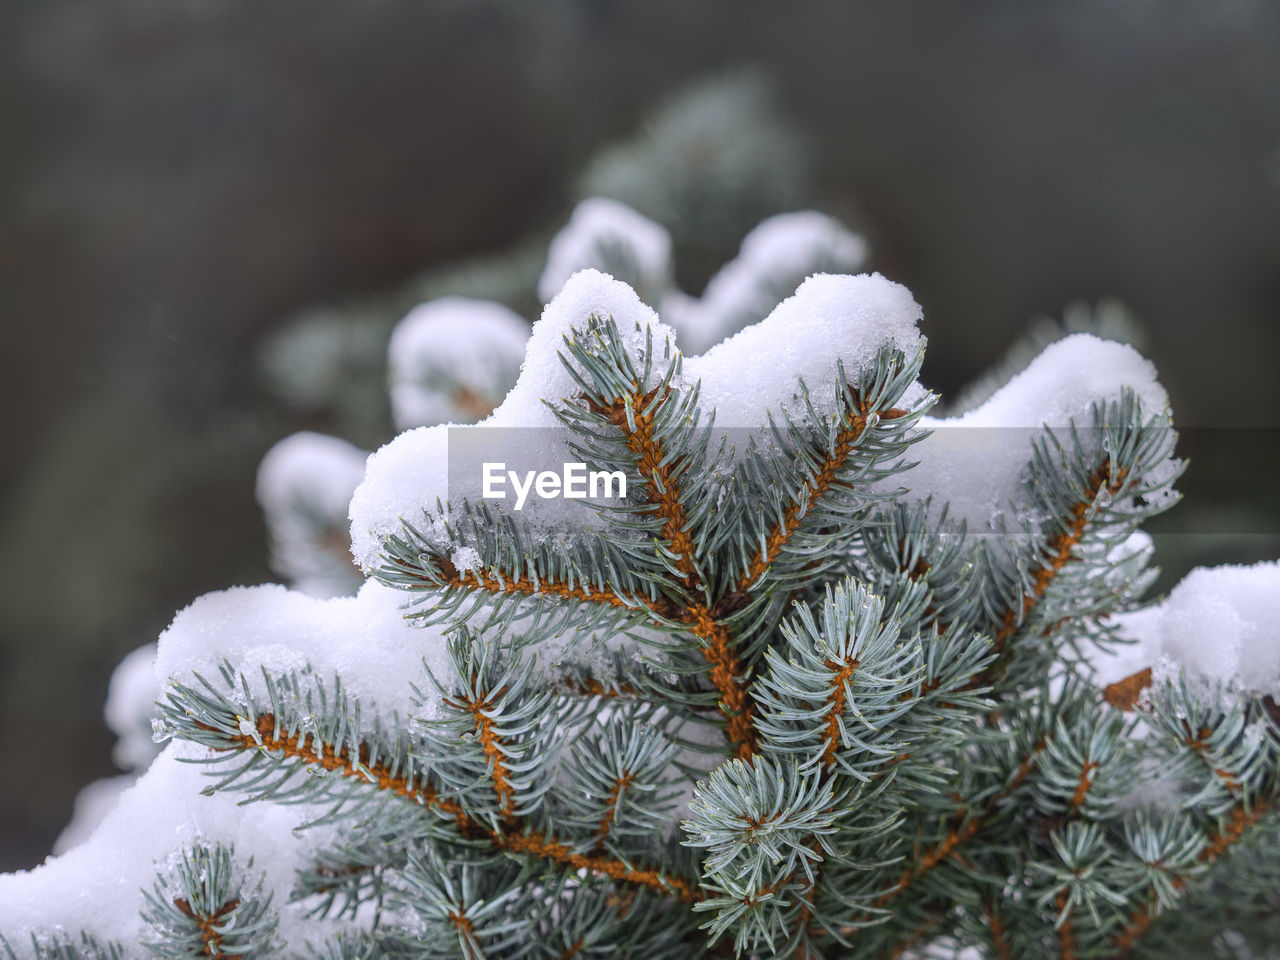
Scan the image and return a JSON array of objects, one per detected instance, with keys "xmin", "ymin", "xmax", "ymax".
[{"xmin": 2, "ymin": 0, "xmax": 1278, "ymax": 870}]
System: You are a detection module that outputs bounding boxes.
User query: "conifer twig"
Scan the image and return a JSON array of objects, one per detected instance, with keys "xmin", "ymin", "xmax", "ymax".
[
  {"xmin": 979, "ymin": 464, "xmax": 1130, "ymax": 685},
  {"xmin": 173, "ymin": 897, "xmax": 242, "ymax": 960},
  {"xmin": 982, "ymin": 897, "xmax": 1014, "ymax": 960},
  {"xmin": 735, "ymin": 401, "xmax": 907, "ymax": 592},
  {"xmin": 1110, "ymin": 800, "xmax": 1272, "ymax": 956},
  {"xmin": 228, "ymin": 714, "xmax": 703, "ymax": 902},
  {"xmin": 596, "ymin": 386, "xmax": 758, "ymax": 757}
]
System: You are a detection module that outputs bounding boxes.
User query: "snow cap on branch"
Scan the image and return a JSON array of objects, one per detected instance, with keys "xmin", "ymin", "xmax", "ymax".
[
  {"xmin": 155, "ymin": 579, "xmax": 451, "ymax": 727},
  {"xmin": 665, "ymin": 211, "xmax": 869, "ymax": 354},
  {"xmin": 0, "ymin": 748, "xmax": 332, "ymax": 949},
  {"xmin": 685, "ymin": 271, "xmax": 924, "ymax": 428},
  {"xmin": 539, "ymin": 197, "xmax": 673, "ymax": 306},
  {"xmin": 900, "ymin": 334, "xmax": 1172, "ymax": 529},
  {"xmin": 350, "ymin": 270, "xmax": 672, "ymax": 566},
  {"xmin": 1099, "ymin": 560, "xmax": 1280, "ymax": 699},
  {"xmin": 388, "ymin": 297, "xmax": 528, "ymax": 430},
  {"xmin": 349, "ymin": 270, "xmax": 926, "ymax": 569},
  {"xmin": 257, "ymin": 431, "xmax": 369, "ymax": 597}
]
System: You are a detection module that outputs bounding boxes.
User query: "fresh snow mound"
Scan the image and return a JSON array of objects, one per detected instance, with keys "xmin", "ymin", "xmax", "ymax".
[
  {"xmin": 155, "ymin": 579, "xmax": 453, "ymax": 727},
  {"xmin": 52, "ymin": 645, "xmax": 163, "ymax": 856},
  {"xmin": 685, "ymin": 272, "xmax": 923, "ymax": 429},
  {"xmin": 257, "ymin": 432, "xmax": 369, "ymax": 521},
  {"xmin": 667, "ymin": 211, "xmax": 869, "ymax": 354},
  {"xmin": 2, "ymin": 583, "xmax": 463, "ymax": 944},
  {"xmin": 0, "ymin": 747, "xmax": 332, "ymax": 950},
  {"xmin": 104, "ymin": 643, "xmax": 161, "ymax": 772},
  {"xmin": 351, "ymin": 269, "xmax": 679, "ymax": 568},
  {"xmin": 539, "ymin": 197, "xmax": 672, "ymax": 305},
  {"xmin": 1100, "ymin": 561, "xmax": 1280, "ymax": 698},
  {"xmin": 388, "ymin": 297, "xmax": 528, "ymax": 430},
  {"xmin": 900, "ymin": 335, "xmax": 1171, "ymax": 529},
  {"xmin": 257, "ymin": 431, "xmax": 369, "ymax": 597},
  {"xmin": 51, "ymin": 776, "xmax": 136, "ymax": 856},
  {"xmin": 350, "ymin": 270, "xmax": 926, "ymax": 571}
]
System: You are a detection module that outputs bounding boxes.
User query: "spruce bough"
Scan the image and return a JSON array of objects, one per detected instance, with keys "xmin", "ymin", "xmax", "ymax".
[{"xmin": 3, "ymin": 268, "xmax": 1277, "ymax": 960}]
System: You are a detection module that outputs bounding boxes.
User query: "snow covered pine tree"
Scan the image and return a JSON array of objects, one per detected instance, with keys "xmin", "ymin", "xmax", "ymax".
[{"xmin": 3, "ymin": 269, "xmax": 1278, "ymax": 959}]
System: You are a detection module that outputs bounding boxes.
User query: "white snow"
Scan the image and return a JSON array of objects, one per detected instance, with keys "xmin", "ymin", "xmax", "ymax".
[
  {"xmin": 665, "ymin": 211, "xmax": 869, "ymax": 354},
  {"xmin": 154, "ymin": 579, "xmax": 454, "ymax": 729},
  {"xmin": 51, "ymin": 776, "xmax": 135, "ymax": 856},
  {"xmin": 1096, "ymin": 561, "xmax": 1280, "ymax": 699},
  {"xmin": 538, "ymin": 197, "xmax": 673, "ymax": 305},
  {"xmin": 387, "ymin": 297, "xmax": 528, "ymax": 430},
  {"xmin": 350, "ymin": 270, "xmax": 680, "ymax": 569},
  {"xmin": 1, "ymin": 579, "xmax": 459, "ymax": 948},
  {"xmin": 104, "ymin": 643, "xmax": 162, "ymax": 773},
  {"xmin": 52, "ymin": 645, "xmax": 163, "ymax": 856},
  {"xmin": 350, "ymin": 269, "xmax": 926, "ymax": 572},
  {"xmin": 256, "ymin": 431, "xmax": 369, "ymax": 597},
  {"xmin": 897, "ymin": 335, "xmax": 1171, "ymax": 529},
  {"xmin": 0, "ymin": 746, "xmax": 335, "ymax": 952},
  {"xmin": 450, "ymin": 545, "xmax": 482, "ymax": 573},
  {"xmin": 685, "ymin": 272, "xmax": 923, "ymax": 430}
]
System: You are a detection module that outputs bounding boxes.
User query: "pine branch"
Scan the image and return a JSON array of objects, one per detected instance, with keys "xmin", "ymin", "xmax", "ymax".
[
  {"xmin": 1068, "ymin": 761, "xmax": 1100, "ymax": 813},
  {"xmin": 869, "ymin": 733, "xmax": 1049, "ymax": 950},
  {"xmin": 442, "ymin": 681, "xmax": 521, "ymax": 826},
  {"xmin": 1181, "ymin": 724, "xmax": 1245, "ymax": 798},
  {"xmin": 982, "ymin": 897, "xmax": 1015, "ymax": 960},
  {"xmin": 734, "ymin": 400, "xmax": 909, "ymax": 593},
  {"xmin": 172, "ymin": 896, "xmax": 242, "ymax": 958},
  {"xmin": 1054, "ymin": 890, "xmax": 1078, "ymax": 960},
  {"xmin": 406, "ymin": 552, "xmax": 638, "ymax": 611},
  {"xmin": 1110, "ymin": 800, "xmax": 1273, "ymax": 956},
  {"xmin": 1, "ymin": 935, "xmax": 126, "ymax": 960},
  {"xmin": 595, "ymin": 772, "xmax": 637, "ymax": 849},
  {"xmin": 261, "ymin": 708, "xmax": 702, "ymax": 900},
  {"xmin": 503, "ymin": 833, "xmax": 702, "ymax": 903},
  {"xmin": 164, "ymin": 668, "xmax": 703, "ymax": 907},
  {"xmin": 980, "ymin": 462, "xmax": 1130, "ymax": 684},
  {"xmin": 233, "ymin": 710, "xmax": 469, "ymax": 828},
  {"xmin": 140, "ymin": 843, "xmax": 277, "ymax": 959},
  {"xmin": 587, "ymin": 385, "xmax": 699, "ymax": 584},
  {"xmin": 585, "ymin": 374, "xmax": 757, "ymax": 757}
]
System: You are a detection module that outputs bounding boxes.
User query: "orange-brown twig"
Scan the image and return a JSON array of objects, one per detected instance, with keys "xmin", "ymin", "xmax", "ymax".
[
  {"xmin": 445, "ymin": 688, "xmax": 519, "ymax": 824},
  {"xmin": 736, "ymin": 405, "xmax": 907, "ymax": 593},
  {"xmin": 173, "ymin": 897, "xmax": 242, "ymax": 959},
  {"xmin": 230, "ymin": 714, "xmax": 701, "ymax": 902},
  {"xmin": 822, "ymin": 659, "xmax": 860, "ymax": 769},
  {"xmin": 240, "ymin": 714, "xmax": 469, "ymax": 827},
  {"xmin": 503, "ymin": 831, "xmax": 701, "ymax": 902},
  {"xmin": 1055, "ymin": 891, "xmax": 1077, "ymax": 960},
  {"xmin": 595, "ymin": 387, "xmax": 758, "ymax": 757},
  {"xmin": 1111, "ymin": 800, "xmax": 1271, "ymax": 955},
  {"xmin": 983, "ymin": 898, "xmax": 1014, "ymax": 960},
  {"xmin": 397, "ymin": 554, "xmax": 639, "ymax": 611},
  {"xmin": 557, "ymin": 677, "xmax": 638, "ymax": 699},
  {"xmin": 1182, "ymin": 726, "xmax": 1243, "ymax": 797},
  {"xmin": 980, "ymin": 465, "xmax": 1130, "ymax": 684},
  {"xmin": 1069, "ymin": 761, "xmax": 1099, "ymax": 813},
  {"xmin": 873, "ymin": 737, "xmax": 1048, "ymax": 922},
  {"xmin": 595, "ymin": 771, "xmax": 635, "ymax": 849}
]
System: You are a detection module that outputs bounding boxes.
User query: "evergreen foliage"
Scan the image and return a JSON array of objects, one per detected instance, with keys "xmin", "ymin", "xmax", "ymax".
[{"xmin": 4, "ymin": 256, "xmax": 1277, "ymax": 958}]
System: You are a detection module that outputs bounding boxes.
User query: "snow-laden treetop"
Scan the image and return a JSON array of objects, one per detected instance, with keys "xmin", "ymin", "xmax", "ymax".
[{"xmin": 4, "ymin": 266, "xmax": 1277, "ymax": 957}]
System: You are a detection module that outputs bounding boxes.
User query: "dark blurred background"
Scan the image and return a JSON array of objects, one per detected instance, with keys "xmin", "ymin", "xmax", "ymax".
[{"xmin": 2, "ymin": 0, "xmax": 1278, "ymax": 871}]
